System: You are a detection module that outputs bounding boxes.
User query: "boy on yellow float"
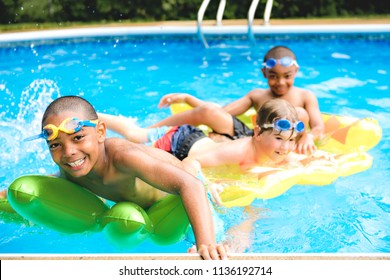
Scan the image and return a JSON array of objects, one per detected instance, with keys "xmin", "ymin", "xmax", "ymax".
[
  {"xmin": 4, "ymin": 95, "xmax": 228, "ymax": 260},
  {"xmin": 99, "ymin": 99, "xmax": 308, "ymax": 205},
  {"xmin": 150, "ymin": 45, "xmax": 324, "ymax": 155}
]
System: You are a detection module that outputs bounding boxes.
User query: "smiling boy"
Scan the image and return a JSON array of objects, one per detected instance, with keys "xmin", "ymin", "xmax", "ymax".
[{"xmin": 21, "ymin": 95, "xmax": 228, "ymax": 260}]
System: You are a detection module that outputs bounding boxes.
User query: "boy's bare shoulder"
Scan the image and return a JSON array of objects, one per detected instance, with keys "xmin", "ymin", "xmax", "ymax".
[
  {"xmin": 105, "ymin": 137, "xmax": 183, "ymax": 168},
  {"xmin": 294, "ymin": 86, "xmax": 315, "ymax": 96},
  {"xmin": 247, "ymin": 88, "xmax": 271, "ymax": 107},
  {"xmin": 249, "ymin": 88, "xmax": 272, "ymax": 100},
  {"xmin": 247, "ymin": 88, "xmax": 268, "ymax": 96},
  {"xmin": 105, "ymin": 137, "xmax": 138, "ymax": 152},
  {"xmin": 104, "ymin": 138, "xmax": 138, "ymax": 163}
]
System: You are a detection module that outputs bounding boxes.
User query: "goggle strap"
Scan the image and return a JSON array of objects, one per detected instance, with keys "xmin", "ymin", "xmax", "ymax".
[
  {"xmin": 23, "ymin": 133, "xmax": 44, "ymax": 142},
  {"xmin": 262, "ymin": 123, "xmax": 274, "ymax": 129},
  {"xmin": 82, "ymin": 120, "xmax": 98, "ymax": 127}
]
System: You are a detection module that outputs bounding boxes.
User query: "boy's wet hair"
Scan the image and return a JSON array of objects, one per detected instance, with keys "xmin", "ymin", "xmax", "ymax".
[
  {"xmin": 256, "ymin": 99, "xmax": 300, "ymax": 135},
  {"xmin": 263, "ymin": 45, "xmax": 296, "ymax": 62},
  {"xmin": 42, "ymin": 96, "xmax": 98, "ymax": 127}
]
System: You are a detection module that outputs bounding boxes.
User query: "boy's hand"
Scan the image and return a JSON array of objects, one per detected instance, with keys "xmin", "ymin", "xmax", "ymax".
[
  {"xmin": 158, "ymin": 93, "xmax": 189, "ymax": 108},
  {"xmin": 208, "ymin": 183, "xmax": 224, "ymax": 206},
  {"xmin": 0, "ymin": 189, "xmax": 7, "ymax": 199},
  {"xmin": 188, "ymin": 244, "xmax": 230, "ymax": 260},
  {"xmin": 296, "ymin": 133, "xmax": 317, "ymax": 155}
]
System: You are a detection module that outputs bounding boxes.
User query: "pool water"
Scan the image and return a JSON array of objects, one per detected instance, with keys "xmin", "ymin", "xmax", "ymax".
[{"xmin": 0, "ymin": 33, "xmax": 389, "ymax": 254}]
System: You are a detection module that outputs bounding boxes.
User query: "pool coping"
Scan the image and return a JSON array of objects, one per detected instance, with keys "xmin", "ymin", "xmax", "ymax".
[
  {"xmin": 1, "ymin": 23, "xmax": 390, "ymax": 43},
  {"xmin": 1, "ymin": 253, "xmax": 390, "ymax": 260}
]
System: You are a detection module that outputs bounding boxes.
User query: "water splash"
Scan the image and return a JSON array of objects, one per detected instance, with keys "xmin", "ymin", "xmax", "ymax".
[
  {"xmin": 16, "ymin": 79, "xmax": 61, "ymax": 122},
  {"xmin": 0, "ymin": 79, "xmax": 61, "ymax": 187}
]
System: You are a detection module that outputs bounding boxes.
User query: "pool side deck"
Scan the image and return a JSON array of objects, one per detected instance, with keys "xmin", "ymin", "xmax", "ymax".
[
  {"xmin": 128, "ymin": 18, "xmax": 390, "ymax": 26},
  {"xmin": 0, "ymin": 18, "xmax": 389, "ymax": 43},
  {"xmin": 1, "ymin": 253, "xmax": 390, "ymax": 260}
]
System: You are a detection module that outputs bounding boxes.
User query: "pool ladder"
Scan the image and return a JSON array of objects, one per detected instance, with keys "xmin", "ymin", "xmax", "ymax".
[{"xmin": 197, "ymin": 0, "xmax": 274, "ymax": 48}]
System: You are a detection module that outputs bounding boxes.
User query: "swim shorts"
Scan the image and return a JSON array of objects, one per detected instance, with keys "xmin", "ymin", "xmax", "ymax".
[
  {"xmin": 215, "ymin": 116, "xmax": 254, "ymax": 140},
  {"xmin": 148, "ymin": 125, "xmax": 207, "ymax": 160},
  {"xmin": 232, "ymin": 116, "xmax": 254, "ymax": 139}
]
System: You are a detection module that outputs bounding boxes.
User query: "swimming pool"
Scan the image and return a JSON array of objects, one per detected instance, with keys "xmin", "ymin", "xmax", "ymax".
[{"xmin": 0, "ymin": 25, "xmax": 389, "ymax": 254}]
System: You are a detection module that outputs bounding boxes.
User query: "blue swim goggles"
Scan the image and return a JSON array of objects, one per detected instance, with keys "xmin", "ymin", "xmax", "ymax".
[
  {"xmin": 24, "ymin": 117, "xmax": 98, "ymax": 142},
  {"xmin": 262, "ymin": 56, "xmax": 299, "ymax": 69},
  {"xmin": 262, "ymin": 119, "xmax": 305, "ymax": 133}
]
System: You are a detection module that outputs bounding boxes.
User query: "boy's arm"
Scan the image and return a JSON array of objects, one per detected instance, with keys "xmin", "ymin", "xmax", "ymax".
[
  {"xmin": 297, "ymin": 92, "xmax": 324, "ymax": 154},
  {"xmin": 98, "ymin": 113, "xmax": 149, "ymax": 143},
  {"xmin": 159, "ymin": 89, "xmax": 263, "ymax": 116},
  {"xmin": 116, "ymin": 147, "xmax": 228, "ymax": 260},
  {"xmin": 222, "ymin": 90, "xmax": 261, "ymax": 116},
  {"xmin": 0, "ymin": 189, "xmax": 7, "ymax": 199},
  {"xmin": 158, "ymin": 93, "xmax": 207, "ymax": 108},
  {"xmin": 182, "ymin": 157, "xmax": 226, "ymax": 206},
  {"xmin": 305, "ymin": 92, "xmax": 324, "ymax": 138}
]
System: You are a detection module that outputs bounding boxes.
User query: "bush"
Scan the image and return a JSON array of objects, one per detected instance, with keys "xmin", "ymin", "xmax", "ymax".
[{"xmin": 0, "ymin": 0, "xmax": 388, "ymax": 24}]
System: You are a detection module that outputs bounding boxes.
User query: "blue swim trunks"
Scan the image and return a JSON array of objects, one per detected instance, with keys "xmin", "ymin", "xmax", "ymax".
[
  {"xmin": 196, "ymin": 116, "xmax": 252, "ymax": 140},
  {"xmin": 147, "ymin": 125, "xmax": 207, "ymax": 160},
  {"xmin": 232, "ymin": 116, "xmax": 254, "ymax": 139}
]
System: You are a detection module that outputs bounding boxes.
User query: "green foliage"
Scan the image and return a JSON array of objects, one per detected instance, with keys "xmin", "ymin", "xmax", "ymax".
[{"xmin": 0, "ymin": 0, "xmax": 388, "ymax": 24}]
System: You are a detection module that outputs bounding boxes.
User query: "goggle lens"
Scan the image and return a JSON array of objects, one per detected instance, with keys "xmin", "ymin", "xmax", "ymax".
[
  {"xmin": 64, "ymin": 119, "xmax": 78, "ymax": 130},
  {"xmin": 265, "ymin": 58, "xmax": 277, "ymax": 68},
  {"xmin": 275, "ymin": 119, "xmax": 292, "ymax": 130},
  {"xmin": 279, "ymin": 57, "xmax": 293, "ymax": 66},
  {"xmin": 296, "ymin": 121, "xmax": 305, "ymax": 132},
  {"xmin": 42, "ymin": 128, "xmax": 53, "ymax": 140}
]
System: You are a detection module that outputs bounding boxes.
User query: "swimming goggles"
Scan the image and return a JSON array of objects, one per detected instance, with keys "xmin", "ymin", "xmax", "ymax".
[
  {"xmin": 262, "ymin": 57, "xmax": 299, "ymax": 69},
  {"xmin": 24, "ymin": 118, "xmax": 98, "ymax": 142},
  {"xmin": 262, "ymin": 119, "xmax": 305, "ymax": 133}
]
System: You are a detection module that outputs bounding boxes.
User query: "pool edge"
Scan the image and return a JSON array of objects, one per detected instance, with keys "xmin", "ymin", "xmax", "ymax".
[{"xmin": 0, "ymin": 24, "xmax": 390, "ymax": 43}]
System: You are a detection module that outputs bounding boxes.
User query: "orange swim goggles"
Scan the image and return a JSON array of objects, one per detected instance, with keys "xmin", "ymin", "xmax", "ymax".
[{"xmin": 24, "ymin": 117, "xmax": 98, "ymax": 142}]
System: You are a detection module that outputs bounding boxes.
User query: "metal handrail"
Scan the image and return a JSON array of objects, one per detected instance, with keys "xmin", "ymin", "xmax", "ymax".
[
  {"xmin": 263, "ymin": 0, "xmax": 274, "ymax": 25},
  {"xmin": 197, "ymin": 0, "xmax": 211, "ymax": 48},
  {"xmin": 198, "ymin": 0, "xmax": 274, "ymax": 47},
  {"xmin": 216, "ymin": 0, "xmax": 226, "ymax": 26},
  {"xmin": 248, "ymin": 0, "xmax": 274, "ymax": 43},
  {"xmin": 197, "ymin": 0, "xmax": 227, "ymax": 48},
  {"xmin": 247, "ymin": 0, "xmax": 260, "ymax": 43}
]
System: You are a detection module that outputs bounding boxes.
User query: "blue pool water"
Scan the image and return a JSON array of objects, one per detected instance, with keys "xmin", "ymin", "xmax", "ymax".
[{"xmin": 0, "ymin": 31, "xmax": 389, "ymax": 254}]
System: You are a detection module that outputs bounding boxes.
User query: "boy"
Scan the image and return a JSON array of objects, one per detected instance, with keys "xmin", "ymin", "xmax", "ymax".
[
  {"xmin": 21, "ymin": 95, "xmax": 228, "ymax": 260},
  {"xmin": 151, "ymin": 45, "xmax": 324, "ymax": 155},
  {"xmin": 100, "ymin": 99, "xmax": 305, "ymax": 172},
  {"xmin": 99, "ymin": 99, "xmax": 307, "ymax": 205}
]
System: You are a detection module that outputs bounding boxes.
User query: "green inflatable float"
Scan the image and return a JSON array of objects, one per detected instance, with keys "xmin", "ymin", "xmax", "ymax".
[{"xmin": 3, "ymin": 175, "xmax": 190, "ymax": 249}]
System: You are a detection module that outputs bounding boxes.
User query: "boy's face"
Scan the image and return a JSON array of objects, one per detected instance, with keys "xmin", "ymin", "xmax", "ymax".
[
  {"xmin": 255, "ymin": 126, "xmax": 297, "ymax": 163},
  {"xmin": 44, "ymin": 110, "xmax": 105, "ymax": 177},
  {"xmin": 262, "ymin": 62, "xmax": 298, "ymax": 97}
]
